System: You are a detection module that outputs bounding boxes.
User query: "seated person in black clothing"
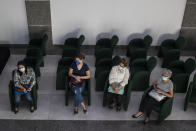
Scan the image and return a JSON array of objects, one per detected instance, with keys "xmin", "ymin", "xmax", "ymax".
[
  {"xmin": 132, "ymin": 69, "xmax": 173, "ymax": 124},
  {"xmin": 68, "ymin": 53, "xmax": 90, "ymax": 114}
]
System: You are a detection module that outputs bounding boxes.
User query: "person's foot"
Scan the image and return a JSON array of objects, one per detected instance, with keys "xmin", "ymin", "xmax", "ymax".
[
  {"xmin": 108, "ymin": 103, "xmax": 116, "ymax": 109},
  {"xmin": 116, "ymin": 106, "xmax": 121, "ymax": 112},
  {"xmin": 30, "ymin": 106, "xmax": 35, "ymax": 113},
  {"xmin": 143, "ymin": 117, "xmax": 150, "ymax": 124},
  {"xmin": 14, "ymin": 108, "xmax": 19, "ymax": 114},
  {"xmin": 132, "ymin": 112, "xmax": 143, "ymax": 118},
  {"xmin": 74, "ymin": 108, "xmax": 78, "ymax": 115}
]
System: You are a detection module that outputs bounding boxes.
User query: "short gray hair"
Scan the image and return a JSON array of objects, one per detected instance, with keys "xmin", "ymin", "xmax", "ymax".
[{"xmin": 162, "ymin": 68, "xmax": 172, "ymax": 78}]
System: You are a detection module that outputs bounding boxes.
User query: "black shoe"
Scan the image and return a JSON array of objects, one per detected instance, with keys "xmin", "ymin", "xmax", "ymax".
[
  {"xmin": 74, "ymin": 109, "xmax": 78, "ymax": 115},
  {"xmin": 83, "ymin": 108, "xmax": 87, "ymax": 114},
  {"xmin": 30, "ymin": 106, "xmax": 35, "ymax": 113},
  {"xmin": 116, "ymin": 106, "xmax": 121, "ymax": 112},
  {"xmin": 143, "ymin": 117, "xmax": 150, "ymax": 124},
  {"xmin": 14, "ymin": 108, "xmax": 19, "ymax": 114}
]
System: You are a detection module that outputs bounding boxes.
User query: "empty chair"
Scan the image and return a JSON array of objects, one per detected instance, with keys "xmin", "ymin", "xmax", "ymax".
[
  {"xmin": 95, "ymin": 35, "xmax": 119, "ymax": 56},
  {"xmin": 158, "ymin": 36, "xmax": 186, "ymax": 58},
  {"xmin": 62, "ymin": 48, "xmax": 78, "ymax": 58},
  {"xmin": 130, "ymin": 57, "xmax": 157, "ymax": 78},
  {"xmin": 28, "ymin": 34, "xmax": 48, "ymax": 56},
  {"xmin": 161, "ymin": 49, "xmax": 180, "ymax": 68},
  {"xmin": 184, "ymin": 74, "xmax": 196, "ymax": 111},
  {"xmin": 126, "ymin": 35, "xmax": 152, "ymax": 58},
  {"xmin": 0, "ymin": 47, "xmax": 10, "ymax": 74},
  {"xmin": 95, "ymin": 48, "xmax": 113, "ymax": 66},
  {"xmin": 64, "ymin": 35, "xmax": 85, "ymax": 49},
  {"xmin": 168, "ymin": 58, "xmax": 196, "ymax": 93}
]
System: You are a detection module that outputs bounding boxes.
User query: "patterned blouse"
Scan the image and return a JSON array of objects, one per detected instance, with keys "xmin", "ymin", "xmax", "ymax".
[{"xmin": 13, "ymin": 67, "xmax": 36, "ymax": 87}]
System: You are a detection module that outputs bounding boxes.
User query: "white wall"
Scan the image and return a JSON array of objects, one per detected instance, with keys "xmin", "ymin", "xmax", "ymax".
[
  {"xmin": 0, "ymin": 0, "xmax": 29, "ymax": 44},
  {"xmin": 51, "ymin": 0, "xmax": 187, "ymax": 45}
]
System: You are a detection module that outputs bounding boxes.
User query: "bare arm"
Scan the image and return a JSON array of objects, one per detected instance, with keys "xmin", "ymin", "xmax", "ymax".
[
  {"xmin": 156, "ymin": 88, "xmax": 174, "ymax": 98},
  {"xmin": 68, "ymin": 68, "xmax": 77, "ymax": 79},
  {"xmin": 80, "ymin": 70, "xmax": 91, "ymax": 80}
]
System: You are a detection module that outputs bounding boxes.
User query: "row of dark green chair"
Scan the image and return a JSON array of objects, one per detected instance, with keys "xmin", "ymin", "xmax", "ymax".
[{"xmin": 23, "ymin": 34, "xmax": 48, "ymax": 77}]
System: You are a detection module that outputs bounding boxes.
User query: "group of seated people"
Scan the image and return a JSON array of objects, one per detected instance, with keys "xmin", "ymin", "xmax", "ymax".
[{"xmin": 12, "ymin": 53, "xmax": 174, "ymax": 124}]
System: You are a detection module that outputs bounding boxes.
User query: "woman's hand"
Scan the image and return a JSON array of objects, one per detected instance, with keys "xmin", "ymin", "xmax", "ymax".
[
  {"xmin": 114, "ymin": 88, "xmax": 119, "ymax": 93},
  {"xmin": 155, "ymin": 88, "xmax": 163, "ymax": 94},
  {"xmin": 75, "ymin": 76, "xmax": 81, "ymax": 82}
]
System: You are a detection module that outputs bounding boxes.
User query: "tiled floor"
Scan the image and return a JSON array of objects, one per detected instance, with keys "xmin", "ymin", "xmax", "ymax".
[{"xmin": 0, "ymin": 55, "xmax": 196, "ymax": 120}]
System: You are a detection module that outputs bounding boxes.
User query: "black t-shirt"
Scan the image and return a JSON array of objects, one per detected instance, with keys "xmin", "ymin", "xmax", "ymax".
[{"xmin": 70, "ymin": 62, "xmax": 89, "ymax": 76}]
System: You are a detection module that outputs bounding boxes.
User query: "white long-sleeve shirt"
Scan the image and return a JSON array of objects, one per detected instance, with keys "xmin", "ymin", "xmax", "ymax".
[{"xmin": 109, "ymin": 66, "xmax": 130, "ymax": 87}]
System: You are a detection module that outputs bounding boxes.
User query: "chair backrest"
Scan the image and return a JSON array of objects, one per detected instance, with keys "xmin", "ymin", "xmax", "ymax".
[
  {"xmin": 58, "ymin": 57, "xmax": 74, "ymax": 67},
  {"xmin": 64, "ymin": 38, "xmax": 78, "ymax": 46},
  {"xmin": 26, "ymin": 48, "xmax": 42, "ymax": 58},
  {"xmin": 191, "ymin": 74, "xmax": 196, "ymax": 90},
  {"xmin": 78, "ymin": 35, "xmax": 85, "ymax": 46},
  {"xmin": 129, "ymin": 71, "xmax": 150, "ymax": 91},
  {"xmin": 185, "ymin": 58, "xmax": 196, "ymax": 75},
  {"xmin": 162, "ymin": 49, "xmax": 180, "ymax": 68},
  {"xmin": 129, "ymin": 48, "xmax": 147, "ymax": 64},
  {"xmin": 62, "ymin": 48, "xmax": 78, "ymax": 58},
  {"xmin": 143, "ymin": 35, "xmax": 153, "ymax": 49},
  {"xmin": 96, "ymin": 70, "xmax": 110, "ymax": 91},
  {"xmin": 41, "ymin": 34, "xmax": 48, "ymax": 46},
  {"xmin": 96, "ymin": 58, "xmax": 113, "ymax": 67},
  {"xmin": 112, "ymin": 55, "xmax": 121, "ymax": 66},
  {"xmin": 175, "ymin": 36, "xmax": 186, "ymax": 50},
  {"xmin": 96, "ymin": 38, "xmax": 111, "ymax": 47},
  {"xmin": 147, "ymin": 56, "xmax": 157, "ymax": 73},
  {"xmin": 95, "ymin": 48, "xmax": 113, "ymax": 60},
  {"xmin": 111, "ymin": 35, "xmax": 119, "ymax": 48},
  {"xmin": 128, "ymin": 38, "xmax": 144, "ymax": 48}
]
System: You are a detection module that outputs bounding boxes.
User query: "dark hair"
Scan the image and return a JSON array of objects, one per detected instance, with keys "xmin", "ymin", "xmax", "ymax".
[
  {"xmin": 120, "ymin": 58, "xmax": 128, "ymax": 67},
  {"xmin": 76, "ymin": 53, "xmax": 86, "ymax": 60},
  {"xmin": 17, "ymin": 60, "xmax": 27, "ymax": 75}
]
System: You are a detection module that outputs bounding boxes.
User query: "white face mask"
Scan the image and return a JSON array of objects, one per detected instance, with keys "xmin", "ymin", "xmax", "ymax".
[
  {"xmin": 118, "ymin": 65, "xmax": 123, "ymax": 70},
  {"xmin": 19, "ymin": 67, "xmax": 25, "ymax": 73},
  {"xmin": 162, "ymin": 76, "xmax": 168, "ymax": 81}
]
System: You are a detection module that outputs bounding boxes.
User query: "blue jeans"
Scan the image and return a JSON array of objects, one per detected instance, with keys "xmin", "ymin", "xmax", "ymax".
[
  {"xmin": 72, "ymin": 86, "xmax": 85, "ymax": 107},
  {"xmin": 14, "ymin": 92, "xmax": 33, "ymax": 108}
]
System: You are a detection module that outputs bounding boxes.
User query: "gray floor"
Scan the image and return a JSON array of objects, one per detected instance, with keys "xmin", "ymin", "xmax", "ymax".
[{"xmin": 0, "ymin": 55, "xmax": 196, "ymax": 121}]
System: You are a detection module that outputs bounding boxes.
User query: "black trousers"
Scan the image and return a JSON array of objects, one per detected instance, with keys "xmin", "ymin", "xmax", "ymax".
[
  {"xmin": 139, "ymin": 95, "xmax": 165, "ymax": 117},
  {"xmin": 107, "ymin": 92, "xmax": 123, "ymax": 107}
]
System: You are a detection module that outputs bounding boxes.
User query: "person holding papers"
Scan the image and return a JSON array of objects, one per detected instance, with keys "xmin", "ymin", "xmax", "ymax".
[{"xmin": 132, "ymin": 69, "xmax": 173, "ymax": 124}]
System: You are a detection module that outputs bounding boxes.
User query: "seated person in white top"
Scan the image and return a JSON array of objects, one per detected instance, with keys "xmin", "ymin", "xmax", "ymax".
[
  {"xmin": 132, "ymin": 69, "xmax": 173, "ymax": 124},
  {"xmin": 107, "ymin": 58, "xmax": 130, "ymax": 111}
]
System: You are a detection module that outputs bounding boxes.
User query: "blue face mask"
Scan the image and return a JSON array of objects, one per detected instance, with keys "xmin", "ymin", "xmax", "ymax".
[
  {"xmin": 76, "ymin": 61, "xmax": 80, "ymax": 66},
  {"xmin": 19, "ymin": 67, "xmax": 25, "ymax": 73},
  {"xmin": 162, "ymin": 76, "xmax": 168, "ymax": 81}
]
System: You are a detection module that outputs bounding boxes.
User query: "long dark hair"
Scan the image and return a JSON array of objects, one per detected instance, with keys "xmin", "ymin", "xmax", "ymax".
[{"xmin": 17, "ymin": 60, "xmax": 28, "ymax": 76}]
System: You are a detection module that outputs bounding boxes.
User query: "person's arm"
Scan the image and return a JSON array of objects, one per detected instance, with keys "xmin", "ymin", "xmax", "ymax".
[
  {"xmin": 13, "ymin": 71, "xmax": 26, "ymax": 91},
  {"xmin": 29, "ymin": 68, "xmax": 36, "ymax": 90},
  {"xmin": 80, "ymin": 70, "xmax": 90, "ymax": 80},
  {"xmin": 119, "ymin": 68, "xmax": 130, "ymax": 89},
  {"xmin": 109, "ymin": 67, "xmax": 117, "ymax": 89},
  {"xmin": 153, "ymin": 81, "xmax": 158, "ymax": 89},
  {"xmin": 156, "ymin": 88, "xmax": 174, "ymax": 98}
]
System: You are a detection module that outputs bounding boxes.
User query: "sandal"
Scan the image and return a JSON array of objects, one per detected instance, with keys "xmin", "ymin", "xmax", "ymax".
[
  {"xmin": 14, "ymin": 108, "xmax": 19, "ymax": 114},
  {"xmin": 143, "ymin": 117, "xmax": 150, "ymax": 124},
  {"xmin": 74, "ymin": 108, "xmax": 78, "ymax": 115},
  {"xmin": 30, "ymin": 106, "xmax": 35, "ymax": 113},
  {"xmin": 132, "ymin": 113, "xmax": 143, "ymax": 118}
]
